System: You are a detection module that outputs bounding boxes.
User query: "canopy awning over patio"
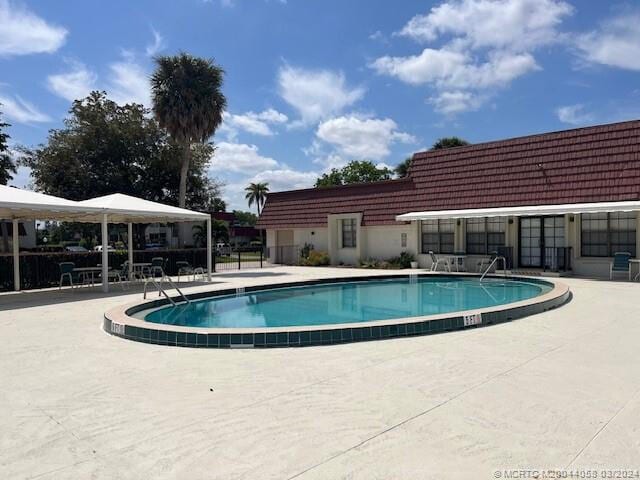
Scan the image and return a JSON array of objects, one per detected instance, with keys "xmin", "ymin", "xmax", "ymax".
[
  {"xmin": 76, "ymin": 193, "xmax": 209, "ymax": 223},
  {"xmin": 396, "ymin": 200, "xmax": 640, "ymax": 221},
  {"xmin": 1, "ymin": 187, "xmax": 212, "ymax": 292},
  {"xmin": 0, "ymin": 184, "xmax": 102, "ymax": 221}
]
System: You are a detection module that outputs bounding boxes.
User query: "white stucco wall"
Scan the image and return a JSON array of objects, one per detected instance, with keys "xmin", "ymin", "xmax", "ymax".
[
  {"xmin": 363, "ymin": 225, "xmax": 417, "ymax": 260},
  {"xmin": 294, "ymin": 228, "xmax": 328, "ymax": 252}
]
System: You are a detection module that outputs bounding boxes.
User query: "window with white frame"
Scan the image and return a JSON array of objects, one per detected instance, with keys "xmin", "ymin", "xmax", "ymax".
[
  {"xmin": 581, "ymin": 212, "xmax": 636, "ymax": 257},
  {"xmin": 465, "ymin": 217, "xmax": 506, "ymax": 254},
  {"xmin": 421, "ymin": 219, "xmax": 454, "ymax": 254},
  {"xmin": 341, "ymin": 218, "xmax": 357, "ymax": 248}
]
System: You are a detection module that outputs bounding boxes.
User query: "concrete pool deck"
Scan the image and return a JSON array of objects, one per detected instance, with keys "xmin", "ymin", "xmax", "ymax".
[{"xmin": 1, "ymin": 266, "xmax": 639, "ymax": 479}]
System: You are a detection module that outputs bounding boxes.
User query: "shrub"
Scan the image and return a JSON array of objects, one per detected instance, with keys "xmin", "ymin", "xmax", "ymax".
[
  {"xmin": 359, "ymin": 257, "xmax": 380, "ymax": 268},
  {"xmin": 301, "ymin": 250, "xmax": 330, "ymax": 266},
  {"xmin": 387, "ymin": 251, "xmax": 415, "ymax": 269}
]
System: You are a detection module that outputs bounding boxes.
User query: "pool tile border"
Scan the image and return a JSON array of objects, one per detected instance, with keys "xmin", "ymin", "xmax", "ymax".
[{"xmin": 103, "ymin": 274, "xmax": 570, "ymax": 349}]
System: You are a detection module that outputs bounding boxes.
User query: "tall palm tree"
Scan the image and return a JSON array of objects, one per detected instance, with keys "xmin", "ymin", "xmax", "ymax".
[
  {"xmin": 150, "ymin": 53, "xmax": 227, "ymax": 209},
  {"xmin": 245, "ymin": 182, "xmax": 269, "ymax": 246}
]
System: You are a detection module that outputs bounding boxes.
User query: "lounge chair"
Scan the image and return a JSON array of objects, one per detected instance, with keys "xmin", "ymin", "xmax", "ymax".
[
  {"xmin": 610, "ymin": 252, "xmax": 632, "ymax": 280},
  {"xmin": 429, "ymin": 251, "xmax": 451, "ymax": 272}
]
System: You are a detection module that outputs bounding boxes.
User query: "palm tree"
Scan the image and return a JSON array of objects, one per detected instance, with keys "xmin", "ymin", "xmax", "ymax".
[
  {"xmin": 245, "ymin": 182, "xmax": 269, "ymax": 246},
  {"xmin": 150, "ymin": 53, "xmax": 227, "ymax": 210}
]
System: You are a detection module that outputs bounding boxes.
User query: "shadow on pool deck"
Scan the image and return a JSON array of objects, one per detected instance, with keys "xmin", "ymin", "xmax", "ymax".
[{"xmin": 0, "ymin": 280, "xmax": 221, "ymax": 311}]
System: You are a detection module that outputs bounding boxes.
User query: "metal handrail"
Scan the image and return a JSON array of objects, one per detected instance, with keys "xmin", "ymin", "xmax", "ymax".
[
  {"xmin": 143, "ymin": 270, "xmax": 191, "ymax": 306},
  {"xmin": 480, "ymin": 256, "xmax": 508, "ymax": 282}
]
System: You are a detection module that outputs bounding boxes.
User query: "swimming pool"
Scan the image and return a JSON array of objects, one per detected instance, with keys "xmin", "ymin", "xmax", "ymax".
[
  {"xmin": 143, "ymin": 277, "xmax": 551, "ymax": 328},
  {"xmin": 104, "ymin": 274, "xmax": 569, "ymax": 348}
]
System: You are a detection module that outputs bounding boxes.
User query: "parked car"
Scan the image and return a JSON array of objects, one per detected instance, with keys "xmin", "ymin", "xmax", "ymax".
[
  {"xmin": 65, "ymin": 245, "xmax": 89, "ymax": 252},
  {"xmin": 144, "ymin": 243, "xmax": 163, "ymax": 250},
  {"xmin": 93, "ymin": 245, "xmax": 115, "ymax": 252},
  {"xmin": 216, "ymin": 243, "xmax": 231, "ymax": 256}
]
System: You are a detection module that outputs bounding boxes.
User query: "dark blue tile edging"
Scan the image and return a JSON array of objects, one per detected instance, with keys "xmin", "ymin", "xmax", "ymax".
[{"xmin": 103, "ymin": 275, "xmax": 570, "ymax": 349}]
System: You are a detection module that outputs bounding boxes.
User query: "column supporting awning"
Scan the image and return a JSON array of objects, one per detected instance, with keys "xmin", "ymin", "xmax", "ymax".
[{"xmin": 396, "ymin": 200, "xmax": 640, "ymax": 222}]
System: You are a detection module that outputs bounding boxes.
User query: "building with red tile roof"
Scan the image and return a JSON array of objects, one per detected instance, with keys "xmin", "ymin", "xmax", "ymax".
[{"xmin": 258, "ymin": 120, "xmax": 640, "ymax": 277}]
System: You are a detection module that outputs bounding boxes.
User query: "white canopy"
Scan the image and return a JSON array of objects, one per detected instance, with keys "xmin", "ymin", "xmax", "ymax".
[
  {"xmin": 0, "ymin": 184, "xmax": 101, "ymax": 221},
  {"xmin": 396, "ymin": 200, "xmax": 640, "ymax": 221},
  {"xmin": 2, "ymin": 188, "xmax": 212, "ymax": 292},
  {"xmin": 77, "ymin": 193, "xmax": 209, "ymax": 223}
]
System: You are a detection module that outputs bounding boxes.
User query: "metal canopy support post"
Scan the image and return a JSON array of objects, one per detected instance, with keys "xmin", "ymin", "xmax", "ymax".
[
  {"xmin": 102, "ymin": 213, "xmax": 109, "ymax": 293},
  {"xmin": 206, "ymin": 217, "xmax": 212, "ymax": 282},
  {"xmin": 12, "ymin": 218, "xmax": 19, "ymax": 291},
  {"xmin": 128, "ymin": 223, "xmax": 133, "ymax": 280}
]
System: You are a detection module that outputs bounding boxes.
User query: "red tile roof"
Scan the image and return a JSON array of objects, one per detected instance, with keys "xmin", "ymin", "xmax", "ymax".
[{"xmin": 257, "ymin": 120, "xmax": 640, "ymax": 229}]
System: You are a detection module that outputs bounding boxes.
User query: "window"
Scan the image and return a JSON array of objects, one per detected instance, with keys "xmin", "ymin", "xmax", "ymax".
[
  {"xmin": 465, "ymin": 217, "xmax": 506, "ymax": 254},
  {"xmin": 581, "ymin": 212, "xmax": 636, "ymax": 257},
  {"xmin": 421, "ymin": 219, "xmax": 454, "ymax": 254},
  {"xmin": 341, "ymin": 218, "xmax": 357, "ymax": 248},
  {"xmin": 401, "ymin": 233, "xmax": 407, "ymax": 248}
]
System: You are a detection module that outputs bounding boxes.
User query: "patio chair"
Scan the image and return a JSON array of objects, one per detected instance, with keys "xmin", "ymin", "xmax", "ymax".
[
  {"xmin": 150, "ymin": 257, "xmax": 166, "ymax": 278},
  {"xmin": 175, "ymin": 261, "xmax": 207, "ymax": 282},
  {"xmin": 610, "ymin": 252, "xmax": 632, "ymax": 280},
  {"xmin": 59, "ymin": 262, "xmax": 78, "ymax": 289},
  {"xmin": 176, "ymin": 261, "xmax": 194, "ymax": 282},
  {"xmin": 429, "ymin": 251, "xmax": 451, "ymax": 272}
]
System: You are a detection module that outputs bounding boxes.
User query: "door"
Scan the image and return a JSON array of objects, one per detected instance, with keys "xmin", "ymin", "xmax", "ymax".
[
  {"xmin": 519, "ymin": 216, "xmax": 565, "ymax": 268},
  {"xmin": 275, "ymin": 230, "xmax": 295, "ymax": 264},
  {"xmin": 520, "ymin": 217, "xmax": 542, "ymax": 267},
  {"xmin": 543, "ymin": 216, "xmax": 565, "ymax": 270}
]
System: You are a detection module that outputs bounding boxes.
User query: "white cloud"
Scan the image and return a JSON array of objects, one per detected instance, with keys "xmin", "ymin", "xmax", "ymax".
[
  {"xmin": 211, "ymin": 141, "xmax": 317, "ymax": 209},
  {"xmin": 0, "ymin": 93, "xmax": 50, "ymax": 123},
  {"xmin": 429, "ymin": 90, "xmax": 485, "ymax": 115},
  {"xmin": 244, "ymin": 167, "xmax": 317, "ymax": 192},
  {"xmin": 107, "ymin": 60, "xmax": 151, "ymax": 106},
  {"xmin": 145, "ymin": 28, "xmax": 165, "ymax": 57},
  {"xmin": 0, "ymin": 0, "xmax": 67, "ymax": 56},
  {"xmin": 220, "ymin": 108, "xmax": 288, "ymax": 139},
  {"xmin": 575, "ymin": 12, "xmax": 640, "ymax": 71},
  {"xmin": 555, "ymin": 104, "xmax": 594, "ymax": 125},
  {"xmin": 372, "ymin": 49, "xmax": 538, "ymax": 90},
  {"xmin": 277, "ymin": 65, "xmax": 365, "ymax": 126},
  {"xmin": 372, "ymin": 0, "xmax": 572, "ymax": 115},
  {"xmin": 399, "ymin": 0, "xmax": 572, "ymax": 51},
  {"xmin": 46, "ymin": 61, "xmax": 97, "ymax": 102},
  {"xmin": 315, "ymin": 115, "xmax": 416, "ymax": 161},
  {"xmin": 210, "ymin": 142, "xmax": 279, "ymax": 173}
]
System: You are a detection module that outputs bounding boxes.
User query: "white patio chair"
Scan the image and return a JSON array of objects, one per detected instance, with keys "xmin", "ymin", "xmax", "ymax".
[{"xmin": 429, "ymin": 251, "xmax": 451, "ymax": 272}]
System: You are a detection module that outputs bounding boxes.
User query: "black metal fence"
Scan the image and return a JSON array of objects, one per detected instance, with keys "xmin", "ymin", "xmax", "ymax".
[{"xmin": 0, "ymin": 247, "xmax": 264, "ymax": 292}]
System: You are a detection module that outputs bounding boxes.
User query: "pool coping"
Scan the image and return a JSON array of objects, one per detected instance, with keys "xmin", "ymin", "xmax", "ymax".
[{"xmin": 103, "ymin": 273, "xmax": 570, "ymax": 348}]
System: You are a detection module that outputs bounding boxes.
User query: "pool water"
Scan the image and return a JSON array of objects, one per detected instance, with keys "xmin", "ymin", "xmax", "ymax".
[{"xmin": 143, "ymin": 277, "xmax": 551, "ymax": 328}]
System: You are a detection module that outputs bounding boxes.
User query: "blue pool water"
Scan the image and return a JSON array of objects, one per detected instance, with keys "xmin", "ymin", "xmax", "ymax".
[{"xmin": 143, "ymin": 277, "xmax": 551, "ymax": 328}]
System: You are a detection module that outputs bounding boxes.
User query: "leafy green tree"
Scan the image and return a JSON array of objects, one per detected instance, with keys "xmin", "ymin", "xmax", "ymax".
[
  {"xmin": 395, "ymin": 138, "xmax": 469, "ymax": 179},
  {"xmin": 315, "ymin": 160, "xmax": 393, "ymax": 187},
  {"xmin": 23, "ymin": 91, "xmax": 223, "ymax": 209},
  {"xmin": 431, "ymin": 136, "xmax": 469, "ymax": 150},
  {"xmin": 232, "ymin": 210, "xmax": 257, "ymax": 226},
  {"xmin": 245, "ymin": 182, "xmax": 269, "ymax": 245},
  {"xmin": 211, "ymin": 197, "xmax": 226, "ymax": 212},
  {"xmin": 151, "ymin": 53, "xmax": 227, "ymax": 209},
  {"xmin": 395, "ymin": 157, "xmax": 412, "ymax": 178},
  {"xmin": 0, "ymin": 107, "xmax": 15, "ymax": 186}
]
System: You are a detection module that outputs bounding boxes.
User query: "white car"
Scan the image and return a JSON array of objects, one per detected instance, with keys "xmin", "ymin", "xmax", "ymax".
[{"xmin": 93, "ymin": 245, "xmax": 115, "ymax": 252}]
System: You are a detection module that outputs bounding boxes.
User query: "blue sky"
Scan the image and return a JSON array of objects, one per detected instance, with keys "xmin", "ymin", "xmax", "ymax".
[{"xmin": 1, "ymin": 0, "xmax": 639, "ymax": 210}]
